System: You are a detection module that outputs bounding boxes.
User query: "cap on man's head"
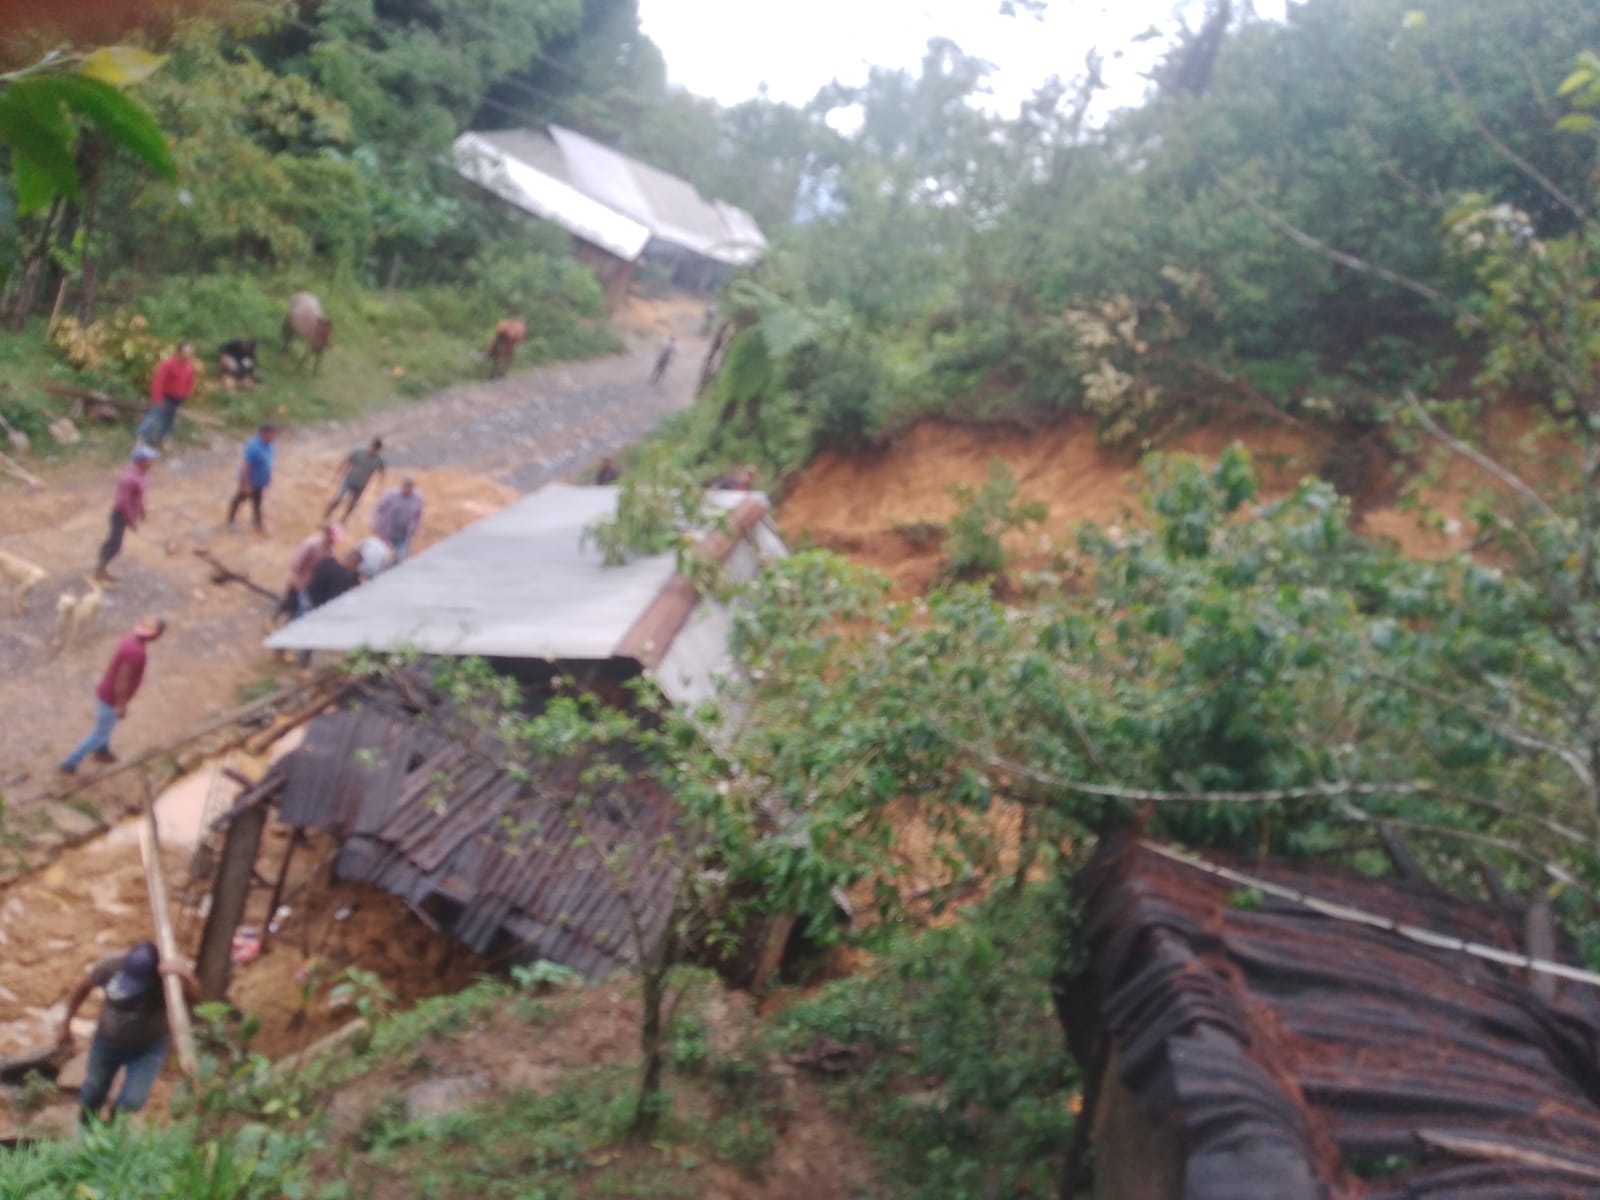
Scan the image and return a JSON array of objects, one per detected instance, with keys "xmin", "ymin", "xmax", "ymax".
[
  {"xmin": 107, "ymin": 940, "xmax": 160, "ymax": 1002},
  {"xmin": 259, "ymin": 422, "xmax": 276, "ymax": 433},
  {"xmin": 135, "ymin": 615, "xmax": 167, "ymax": 639},
  {"xmin": 131, "ymin": 445, "xmax": 159, "ymax": 464}
]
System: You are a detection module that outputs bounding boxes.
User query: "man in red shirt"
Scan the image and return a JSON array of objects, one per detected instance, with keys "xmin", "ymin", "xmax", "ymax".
[
  {"xmin": 59, "ymin": 616, "xmax": 167, "ymax": 775},
  {"xmin": 95, "ymin": 446, "xmax": 158, "ymax": 582},
  {"xmin": 137, "ymin": 342, "xmax": 198, "ymax": 448}
]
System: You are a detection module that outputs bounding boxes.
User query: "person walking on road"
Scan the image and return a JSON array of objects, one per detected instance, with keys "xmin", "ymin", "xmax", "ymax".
[
  {"xmin": 59, "ymin": 616, "xmax": 166, "ymax": 775},
  {"xmin": 276, "ymin": 523, "xmax": 340, "ymax": 623},
  {"xmin": 95, "ymin": 446, "xmax": 158, "ymax": 581},
  {"xmin": 227, "ymin": 423, "xmax": 276, "ymax": 532},
  {"xmin": 323, "ymin": 437, "xmax": 386, "ymax": 520},
  {"xmin": 650, "ymin": 335, "xmax": 677, "ymax": 386},
  {"xmin": 373, "ymin": 477, "xmax": 424, "ymax": 563},
  {"xmin": 57, "ymin": 939, "xmax": 200, "ymax": 1123},
  {"xmin": 137, "ymin": 342, "xmax": 198, "ymax": 448}
]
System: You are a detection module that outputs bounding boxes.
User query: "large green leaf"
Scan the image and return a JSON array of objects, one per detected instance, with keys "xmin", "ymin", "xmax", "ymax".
[
  {"xmin": 0, "ymin": 88, "xmax": 80, "ymax": 213},
  {"xmin": 21, "ymin": 76, "xmax": 175, "ymax": 180}
]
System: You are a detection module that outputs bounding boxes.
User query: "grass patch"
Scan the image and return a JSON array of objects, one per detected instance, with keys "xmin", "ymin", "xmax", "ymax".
[
  {"xmin": 774, "ymin": 885, "xmax": 1080, "ymax": 1200},
  {"xmin": 0, "ymin": 271, "xmax": 621, "ymax": 468}
]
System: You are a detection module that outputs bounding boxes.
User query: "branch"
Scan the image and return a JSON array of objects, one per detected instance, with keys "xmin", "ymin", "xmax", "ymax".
[
  {"xmin": 1401, "ymin": 389, "xmax": 1560, "ymax": 523},
  {"xmin": 1209, "ymin": 168, "xmax": 1478, "ymax": 322},
  {"xmin": 941, "ymin": 728, "xmax": 1435, "ymax": 805},
  {"xmin": 1437, "ymin": 56, "xmax": 1587, "ymax": 221}
]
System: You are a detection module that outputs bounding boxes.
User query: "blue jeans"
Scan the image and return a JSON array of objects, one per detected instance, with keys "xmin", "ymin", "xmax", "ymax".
[
  {"xmin": 391, "ymin": 536, "xmax": 412, "ymax": 563},
  {"xmin": 80, "ymin": 1034, "xmax": 168, "ymax": 1117},
  {"xmin": 137, "ymin": 401, "xmax": 180, "ymax": 447},
  {"xmin": 62, "ymin": 698, "xmax": 118, "ymax": 770}
]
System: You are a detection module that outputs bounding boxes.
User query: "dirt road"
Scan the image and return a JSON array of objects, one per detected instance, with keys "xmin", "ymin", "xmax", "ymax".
[{"xmin": 0, "ymin": 319, "xmax": 707, "ymax": 852}]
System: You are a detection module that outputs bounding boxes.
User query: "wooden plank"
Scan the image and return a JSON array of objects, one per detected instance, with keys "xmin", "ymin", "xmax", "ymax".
[
  {"xmin": 195, "ymin": 802, "xmax": 269, "ymax": 1001},
  {"xmin": 137, "ymin": 811, "xmax": 199, "ymax": 1078}
]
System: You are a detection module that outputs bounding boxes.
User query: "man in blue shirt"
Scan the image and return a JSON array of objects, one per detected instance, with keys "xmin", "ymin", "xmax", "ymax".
[{"xmin": 227, "ymin": 423, "xmax": 277, "ymax": 532}]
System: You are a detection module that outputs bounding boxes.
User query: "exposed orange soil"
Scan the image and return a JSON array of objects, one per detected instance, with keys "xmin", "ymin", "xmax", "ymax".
[
  {"xmin": 779, "ymin": 407, "xmax": 1575, "ymax": 589},
  {"xmin": 779, "ymin": 415, "xmax": 1317, "ymax": 593}
]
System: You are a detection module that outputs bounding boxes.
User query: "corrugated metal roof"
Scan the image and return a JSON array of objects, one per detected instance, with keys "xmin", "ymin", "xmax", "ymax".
[
  {"xmin": 264, "ymin": 485, "xmax": 780, "ymax": 669},
  {"xmin": 264, "ymin": 688, "xmax": 677, "ymax": 978},
  {"xmin": 457, "ymin": 125, "xmax": 766, "ymax": 267},
  {"xmin": 452, "ymin": 131, "xmax": 651, "ymax": 262},
  {"xmin": 1071, "ymin": 834, "xmax": 1600, "ymax": 1198}
]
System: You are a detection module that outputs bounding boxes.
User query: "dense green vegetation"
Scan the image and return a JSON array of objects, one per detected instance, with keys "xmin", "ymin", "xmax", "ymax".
[{"xmin": 679, "ymin": 0, "xmax": 1600, "ymax": 473}]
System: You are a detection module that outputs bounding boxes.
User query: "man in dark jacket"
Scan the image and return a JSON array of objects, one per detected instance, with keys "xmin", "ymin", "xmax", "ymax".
[{"xmin": 57, "ymin": 939, "xmax": 200, "ymax": 1121}]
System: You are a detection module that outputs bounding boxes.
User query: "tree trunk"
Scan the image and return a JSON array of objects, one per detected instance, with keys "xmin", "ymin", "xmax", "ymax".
[
  {"xmin": 6, "ymin": 198, "xmax": 64, "ymax": 330},
  {"xmin": 632, "ymin": 959, "xmax": 668, "ymax": 1137}
]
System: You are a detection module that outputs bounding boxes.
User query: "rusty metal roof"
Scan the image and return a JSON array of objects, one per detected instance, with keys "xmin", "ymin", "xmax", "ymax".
[
  {"xmin": 1071, "ymin": 835, "xmax": 1600, "ymax": 1198},
  {"xmin": 261, "ymin": 685, "xmax": 677, "ymax": 980}
]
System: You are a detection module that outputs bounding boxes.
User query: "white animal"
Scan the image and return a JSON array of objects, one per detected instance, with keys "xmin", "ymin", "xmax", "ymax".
[
  {"xmin": 51, "ymin": 576, "xmax": 105, "ymax": 654},
  {"xmin": 0, "ymin": 547, "xmax": 47, "ymax": 616}
]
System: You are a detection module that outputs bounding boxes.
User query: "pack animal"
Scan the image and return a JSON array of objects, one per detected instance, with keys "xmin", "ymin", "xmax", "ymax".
[
  {"xmin": 282, "ymin": 291, "xmax": 334, "ymax": 375},
  {"xmin": 486, "ymin": 317, "xmax": 527, "ymax": 379},
  {"xmin": 0, "ymin": 546, "xmax": 47, "ymax": 616},
  {"xmin": 51, "ymin": 576, "xmax": 105, "ymax": 654}
]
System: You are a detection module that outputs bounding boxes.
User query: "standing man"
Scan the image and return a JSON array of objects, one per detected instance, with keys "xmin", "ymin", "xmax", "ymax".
[
  {"xmin": 323, "ymin": 437, "xmax": 385, "ymax": 521},
  {"xmin": 95, "ymin": 445, "xmax": 158, "ymax": 582},
  {"xmin": 276, "ymin": 523, "xmax": 340, "ymax": 623},
  {"xmin": 57, "ymin": 939, "xmax": 199, "ymax": 1122},
  {"xmin": 373, "ymin": 477, "xmax": 424, "ymax": 563},
  {"xmin": 59, "ymin": 616, "xmax": 166, "ymax": 775},
  {"xmin": 137, "ymin": 341, "xmax": 198, "ymax": 448},
  {"xmin": 650, "ymin": 335, "xmax": 677, "ymax": 386},
  {"xmin": 227, "ymin": 423, "xmax": 276, "ymax": 532}
]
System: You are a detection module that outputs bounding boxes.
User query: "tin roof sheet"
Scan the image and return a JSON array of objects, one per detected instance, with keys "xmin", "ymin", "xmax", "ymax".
[
  {"xmin": 264, "ymin": 485, "xmax": 774, "ymax": 666},
  {"xmin": 1072, "ymin": 835, "xmax": 1600, "ymax": 1198}
]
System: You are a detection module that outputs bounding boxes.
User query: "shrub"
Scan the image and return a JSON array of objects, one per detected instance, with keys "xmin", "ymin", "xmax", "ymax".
[{"xmin": 942, "ymin": 461, "xmax": 1048, "ymax": 584}]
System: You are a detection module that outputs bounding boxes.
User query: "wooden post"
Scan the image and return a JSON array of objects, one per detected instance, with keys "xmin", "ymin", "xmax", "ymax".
[
  {"xmin": 195, "ymin": 803, "xmax": 269, "ymax": 1001},
  {"xmin": 137, "ymin": 812, "xmax": 200, "ymax": 1078},
  {"xmin": 260, "ymin": 826, "xmax": 300, "ymax": 954}
]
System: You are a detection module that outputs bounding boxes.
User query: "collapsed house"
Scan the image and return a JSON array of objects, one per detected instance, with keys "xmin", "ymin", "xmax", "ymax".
[
  {"xmin": 192, "ymin": 486, "xmax": 786, "ymax": 997},
  {"xmin": 452, "ymin": 126, "xmax": 767, "ymax": 304},
  {"xmin": 1064, "ymin": 834, "xmax": 1600, "ymax": 1199}
]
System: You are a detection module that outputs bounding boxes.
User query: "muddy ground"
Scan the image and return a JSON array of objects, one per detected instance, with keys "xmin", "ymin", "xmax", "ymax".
[{"xmin": 0, "ymin": 300, "xmax": 709, "ymax": 855}]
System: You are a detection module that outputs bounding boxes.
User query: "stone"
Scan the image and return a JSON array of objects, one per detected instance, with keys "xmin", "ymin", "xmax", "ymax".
[
  {"xmin": 403, "ymin": 1074, "xmax": 489, "ymax": 1122},
  {"xmin": 45, "ymin": 803, "xmax": 104, "ymax": 840},
  {"xmin": 55, "ymin": 1050, "xmax": 90, "ymax": 1093}
]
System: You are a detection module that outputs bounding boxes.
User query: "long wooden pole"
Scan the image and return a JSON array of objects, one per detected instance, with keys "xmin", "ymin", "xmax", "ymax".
[{"xmin": 137, "ymin": 810, "xmax": 199, "ymax": 1078}]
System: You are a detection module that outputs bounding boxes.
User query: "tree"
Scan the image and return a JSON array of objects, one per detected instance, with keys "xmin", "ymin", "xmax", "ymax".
[{"xmin": 1, "ymin": 46, "xmax": 175, "ymax": 322}]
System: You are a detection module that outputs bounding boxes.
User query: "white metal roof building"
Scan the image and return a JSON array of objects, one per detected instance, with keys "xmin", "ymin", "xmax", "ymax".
[
  {"xmin": 451, "ymin": 126, "xmax": 767, "ymax": 276},
  {"xmin": 265, "ymin": 485, "xmax": 785, "ymax": 712}
]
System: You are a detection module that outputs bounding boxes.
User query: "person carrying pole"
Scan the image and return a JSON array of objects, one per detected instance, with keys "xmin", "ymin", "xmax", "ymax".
[{"xmin": 56, "ymin": 940, "xmax": 200, "ymax": 1123}]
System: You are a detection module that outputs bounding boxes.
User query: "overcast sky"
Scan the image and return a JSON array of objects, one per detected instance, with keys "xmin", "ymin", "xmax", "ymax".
[{"xmin": 638, "ymin": 0, "xmax": 1291, "ymax": 118}]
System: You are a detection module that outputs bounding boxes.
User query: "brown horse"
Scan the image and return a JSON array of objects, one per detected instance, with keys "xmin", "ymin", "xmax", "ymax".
[
  {"xmin": 486, "ymin": 316, "xmax": 527, "ymax": 379},
  {"xmin": 283, "ymin": 291, "xmax": 333, "ymax": 375}
]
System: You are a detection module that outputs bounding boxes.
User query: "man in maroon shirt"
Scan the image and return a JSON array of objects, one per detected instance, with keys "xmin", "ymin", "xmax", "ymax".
[
  {"xmin": 95, "ymin": 446, "xmax": 158, "ymax": 581},
  {"xmin": 137, "ymin": 342, "xmax": 198, "ymax": 448},
  {"xmin": 59, "ymin": 616, "xmax": 166, "ymax": 775}
]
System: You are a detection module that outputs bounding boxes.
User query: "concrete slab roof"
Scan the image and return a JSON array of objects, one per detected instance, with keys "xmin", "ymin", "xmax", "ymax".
[{"xmin": 264, "ymin": 485, "xmax": 775, "ymax": 668}]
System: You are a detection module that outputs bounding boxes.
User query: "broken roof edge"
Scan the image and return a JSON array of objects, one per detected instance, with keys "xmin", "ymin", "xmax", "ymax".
[
  {"xmin": 452, "ymin": 131, "xmax": 651, "ymax": 262},
  {"xmin": 616, "ymin": 496, "xmax": 769, "ymax": 670}
]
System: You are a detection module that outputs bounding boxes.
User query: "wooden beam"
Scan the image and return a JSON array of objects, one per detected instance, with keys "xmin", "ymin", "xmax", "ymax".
[
  {"xmin": 137, "ymin": 811, "xmax": 199, "ymax": 1078},
  {"xmin": 0, "ymin": 451, "xmax": 42, "ymax": 488},
  {"xmin": 195, "ymin": 802, "xmax": 270, "ymax": 1002}
]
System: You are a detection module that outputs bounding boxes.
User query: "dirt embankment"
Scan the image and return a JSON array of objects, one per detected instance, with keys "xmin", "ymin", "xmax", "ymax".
[{"xmin": 777, "ymin": 409, "xmax": 1561, "ymax": 592}]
